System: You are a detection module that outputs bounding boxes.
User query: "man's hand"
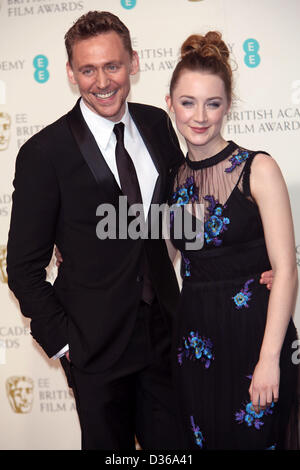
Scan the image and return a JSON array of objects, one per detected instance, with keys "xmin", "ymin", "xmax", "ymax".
[
  {"xmin": 259, "ymin": 270, "xmax": 273, "ymax": 290},
  {"xmin": 55, "ymin": 246, "xmax": 63, "ymax": 267}
]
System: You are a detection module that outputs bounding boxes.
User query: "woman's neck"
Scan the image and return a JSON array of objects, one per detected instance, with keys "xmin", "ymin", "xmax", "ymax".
[{"xmin": 187, "ymin": 137, "xmax": 229, "ymax": 162}]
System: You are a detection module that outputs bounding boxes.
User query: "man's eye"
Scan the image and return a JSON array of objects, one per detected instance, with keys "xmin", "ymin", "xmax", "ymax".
[
  {"xmin": 82, "ymin": 69, "xmax": 93, "ymax": 75},
  {"xmin": 107, "ymin": 65, "xmax": 119, "ymax": 72}
]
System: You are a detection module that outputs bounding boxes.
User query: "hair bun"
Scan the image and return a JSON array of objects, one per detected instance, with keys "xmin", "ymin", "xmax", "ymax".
[{"xmin": 181, "ymin": 31, "xmax": 229, "ymax": 62}]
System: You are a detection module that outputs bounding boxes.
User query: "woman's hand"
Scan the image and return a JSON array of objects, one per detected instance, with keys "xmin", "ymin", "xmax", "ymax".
[{"xmin": 249, "ymin": 358, "xmax": 280, "ymax": 413}]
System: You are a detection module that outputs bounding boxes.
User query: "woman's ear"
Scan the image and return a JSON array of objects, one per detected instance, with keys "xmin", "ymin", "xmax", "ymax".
[
  {"xmin": 165, "ymin": 94, "xmax": 174, "ymax": 113},
  {"xmin": 225, "ymin": 98, "xmax": 232, "ymax": 115}
]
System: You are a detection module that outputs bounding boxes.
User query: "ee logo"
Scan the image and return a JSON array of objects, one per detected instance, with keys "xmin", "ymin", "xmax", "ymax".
[
  {"xmin": 243, "ymin": 39, "xmax": 260, "ymax": 68},
  {"xmin": 33, "ymin": 55, "xmax": 49, "ymax": 83},
  {"xmin": 121, "ymin": 0, "xmax": 136, "ymax": 9}
]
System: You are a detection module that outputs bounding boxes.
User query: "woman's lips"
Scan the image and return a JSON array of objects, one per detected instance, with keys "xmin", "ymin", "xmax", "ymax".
[{"xmin": 191, "ymin": 126, "xmax": 209, "ymax": 134}]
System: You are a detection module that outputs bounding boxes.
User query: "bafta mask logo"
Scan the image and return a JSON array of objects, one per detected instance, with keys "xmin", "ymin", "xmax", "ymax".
[
  {"xmin": 6, "ymin": 376, "xmax": 34, "ymax": 414},
  {"xmin": 0, "ymin": 245, "xmax": 7, "ymax": 283},
  {"xmin": 0, "ymin": 112, "xmax": 11, "ymax": 151}
]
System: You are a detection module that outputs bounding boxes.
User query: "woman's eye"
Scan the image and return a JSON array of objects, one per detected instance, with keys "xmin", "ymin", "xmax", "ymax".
[
  {"xmin": 181, "ymin": 101, "xmax": 194, "ymax": 107},
  {"xmin": 208, "ymin": 102, "xmax": 221, "ymax": 108}
]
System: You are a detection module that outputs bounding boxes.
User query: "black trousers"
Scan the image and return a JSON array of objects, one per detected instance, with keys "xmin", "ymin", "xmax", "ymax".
[{"xmin": 64, "ymin": 300, "xmax": 181, "ymax": 450}]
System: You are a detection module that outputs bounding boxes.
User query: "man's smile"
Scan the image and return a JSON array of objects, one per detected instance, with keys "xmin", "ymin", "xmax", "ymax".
[{"xmin": 92, "ymin": 90, "xmax": 118, "ymax": 99}]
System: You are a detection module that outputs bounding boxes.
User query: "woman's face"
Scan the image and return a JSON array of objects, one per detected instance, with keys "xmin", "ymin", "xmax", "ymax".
[{"xmin": 166, "ymin": 70, "xmax": 230, "ymax": 154}]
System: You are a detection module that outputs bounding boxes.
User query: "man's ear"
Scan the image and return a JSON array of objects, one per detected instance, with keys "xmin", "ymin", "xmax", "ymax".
[
  {"xmin": 130, "ymin": 51, "xmax": 140, "ymax": 76},
  {"xmin": 66, "ymin": 62, "xmax": 77, "ymax": 85}
]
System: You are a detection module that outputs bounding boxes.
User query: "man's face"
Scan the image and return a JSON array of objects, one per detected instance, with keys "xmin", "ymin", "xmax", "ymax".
[
  {"xmin": 0, "ymin": 113, "xmax": 11, "ymax": 151},
  {"xmin": 67, "ymin": 32, "xmax": 139, "ymax": 122}
]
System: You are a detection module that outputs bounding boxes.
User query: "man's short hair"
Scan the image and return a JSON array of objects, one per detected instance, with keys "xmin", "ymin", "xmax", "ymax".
[{"xmin": 65, "ymin": 11, "xmax": 133, "ymax": 64}]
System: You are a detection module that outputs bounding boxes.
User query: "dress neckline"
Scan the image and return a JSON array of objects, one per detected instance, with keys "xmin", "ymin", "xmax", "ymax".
[{"xmin": 186, "ymin": 140, "xmax": 238, "ymax": 170}]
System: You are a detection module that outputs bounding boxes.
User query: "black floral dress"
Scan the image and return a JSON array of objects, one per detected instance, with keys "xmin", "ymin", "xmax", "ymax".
[{"xmin": 170, "ymin": 141, "xmax": 299, "ymax": 450}]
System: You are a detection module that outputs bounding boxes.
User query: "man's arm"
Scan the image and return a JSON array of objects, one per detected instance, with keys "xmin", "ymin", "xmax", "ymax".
[{"xmin": 7, "ymin": 137, "xmax": 68, "ymax": 357}]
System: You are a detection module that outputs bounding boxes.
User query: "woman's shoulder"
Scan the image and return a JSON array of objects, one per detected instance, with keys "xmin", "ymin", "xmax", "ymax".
[
  {"xmin": 233, "ymin": 142, "xmax": 278, "ymax": 174},
  {"xmin": 250, "ymin": 152, "xmax": 279, "ymax": 177},
  {"xmin": 249, "ymin": 151, "xmax": 285, "ymax": 200}
]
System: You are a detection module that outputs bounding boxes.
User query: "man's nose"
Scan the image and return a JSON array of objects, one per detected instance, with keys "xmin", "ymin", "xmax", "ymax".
[{"xmin": 96, "ymin": 69, "xmax": 110, "ymax": 89}]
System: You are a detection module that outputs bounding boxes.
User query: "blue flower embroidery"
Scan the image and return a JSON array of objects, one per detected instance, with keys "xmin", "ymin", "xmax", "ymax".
[
  {"xmin": 171, "ymin": 177, "xmax": 199, "ymax": 279},
  {"xmin": 172, "ymin": 176, "xmax": 199, "ymax": 207},
  {"xmin": 225, "ymin": 149, "xmax": 249, "ymax": 173},
  {"xmin": 235, "ymin": 401, "xmax": 274, "ymax": 430},
  {"xmin": 235, "ymin": 374, "xmax": 275, "ymax": 429},
  {"xmin": 170, "ymin": 176, "xmax": 199, "ymax": 246},
  {"xmin": 232, "ymin": 279, "xmax": 254, "ymax": 309},
  {"xmin": 174, "ymin": 188, "xmax": 189, "ymax": 206},
  {"xmin": 204, "ymin": 195, "xmax": 230, "ymax": 246},
  {"xmin": 182, "ymin": 253, "xmax": 191, "ymax": 278},
  {"xmin": 190, "ymin": 416, "xmax": 204, "ymax": 449},
  {"xmin": 178, "ymin": 331, "xmax": 214, "ymax": 368}
]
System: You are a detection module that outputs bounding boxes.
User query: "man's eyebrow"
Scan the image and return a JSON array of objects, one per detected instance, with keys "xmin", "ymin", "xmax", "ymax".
[
  {"xmin": 78, "ymin": 64, "xmax": 94, "ymax": 71},
  {"xmin": 79, "ymin": 61, "xmax": 122, "ymax": 70}
]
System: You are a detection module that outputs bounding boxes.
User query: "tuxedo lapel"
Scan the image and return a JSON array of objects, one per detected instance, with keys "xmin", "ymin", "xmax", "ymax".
[
  {"xmin": 67, "ymin": 100, "xmax": 122, "ymax": 203},
  {"xmin": 128, "ymin": 103, "xmax": 166, "ymax": 207},
  {"xmin": 67, "ymin": 100, "xmax": 169, "ymax": 210}
]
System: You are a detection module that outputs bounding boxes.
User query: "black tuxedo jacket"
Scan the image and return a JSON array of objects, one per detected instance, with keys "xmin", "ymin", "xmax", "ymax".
[{"xmin": 7, "ymin": 100, "xmax": 184, "ymax": 372}]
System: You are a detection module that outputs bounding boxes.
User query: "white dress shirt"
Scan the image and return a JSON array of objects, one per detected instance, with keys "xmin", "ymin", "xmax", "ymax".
[
  {"xmin": 52, "ymin": 98, "xmax": 158, "ymax": 360},
  {"xmin": 80, "ymin": 99, "xmax": 158, "ymax": 216}
]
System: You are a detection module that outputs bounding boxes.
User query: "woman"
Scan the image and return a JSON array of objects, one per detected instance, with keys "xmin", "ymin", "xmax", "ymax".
[{"xmin": 166, "ymin": 31, "xmax": 299, "ymax": 450}]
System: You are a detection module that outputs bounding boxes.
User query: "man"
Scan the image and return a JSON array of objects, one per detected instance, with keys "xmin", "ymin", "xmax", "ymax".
[
  {"xmin": 7, "ymin": 11, "xmax": 184, "ymax": 450},
  {"xmin": 7, "ymin": 11, "xmax": 272, "ymax": 450}
]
